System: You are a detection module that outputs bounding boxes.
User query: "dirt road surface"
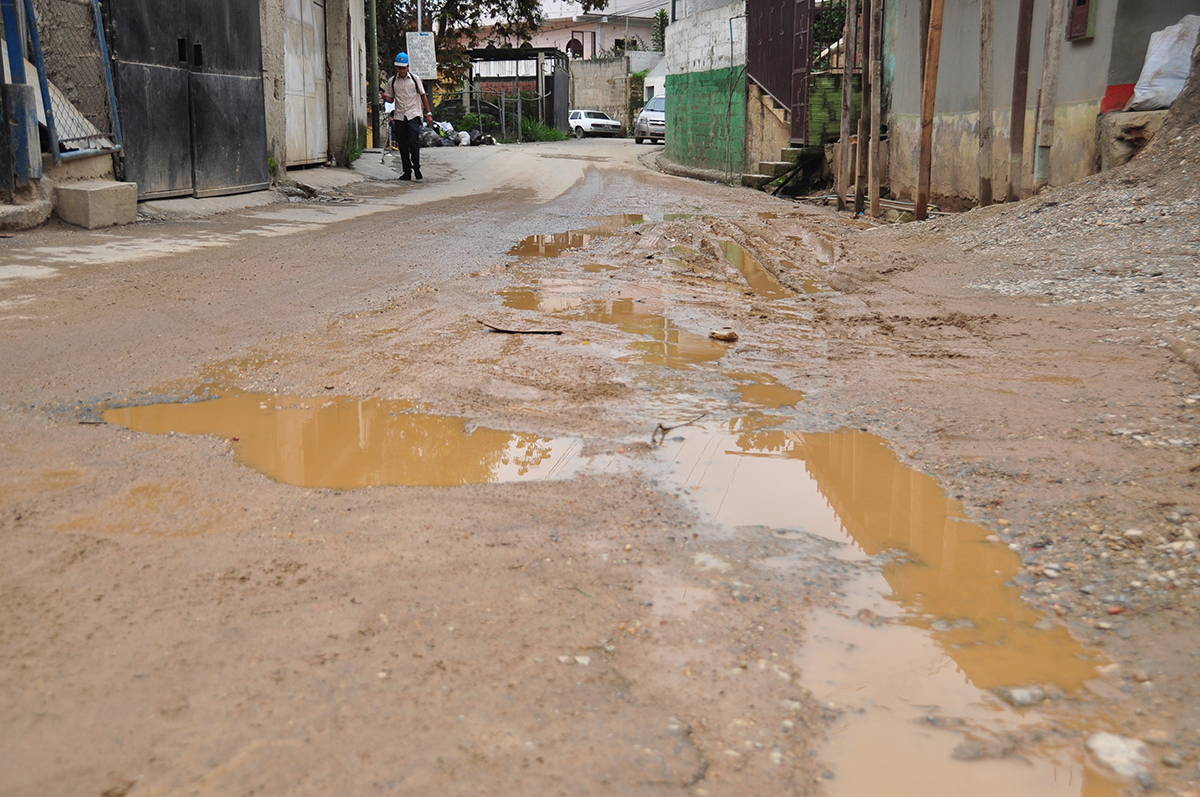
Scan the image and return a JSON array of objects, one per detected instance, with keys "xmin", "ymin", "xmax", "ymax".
[{"xmin": 2, "ymin": 138, "xmax": 1198, "ymax": 797}]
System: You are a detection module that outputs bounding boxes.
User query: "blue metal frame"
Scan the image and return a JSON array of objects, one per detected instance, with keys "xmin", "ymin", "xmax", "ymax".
[
  {"xmin": 91, "ymin": 0, "xmax": 123, "ymax": 153},
  {"xmin": 23, "ymin": 0, "xmax": 60, "ymax": 164},
  {"xmin": 1, "ymin": 0, "xmax": 31, "ymax": 185}
]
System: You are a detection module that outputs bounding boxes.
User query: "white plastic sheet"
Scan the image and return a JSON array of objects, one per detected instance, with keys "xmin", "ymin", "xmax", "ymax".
[{"xmin": 1129, "ymin": 14, "xmax": 1200, "ymax": 111}]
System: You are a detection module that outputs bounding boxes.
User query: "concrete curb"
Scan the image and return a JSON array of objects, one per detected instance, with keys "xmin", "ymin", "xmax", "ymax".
[
  {"xmin": 655, "ymin": 155, "xmax": 744, "ymax": 186},
  {"xmin": 0, "ymin": 199, "xmax": 53, "ymax": 231}
]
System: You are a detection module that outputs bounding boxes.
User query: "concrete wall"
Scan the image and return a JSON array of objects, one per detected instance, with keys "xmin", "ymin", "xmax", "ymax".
[
  {"xmin": 663, "ymin": 1, "xmax": 748, "ymax": 173},
  {"xmin": 645, "ymin": 58, "xmax": 667, "ymax": 99},
  {"xmin": 746, "ymin": 81, "xmax": 790, "ymax": 165},
  {"xmin": 570, "ymin": 56, "xmax": 634, "ymax": 127},
  {"xmin": 261, "ymin": 0, "xmax": 288, "ymax": 173},
  {"xmin": 261, "ymin": 0, "xmax": 368, "ymax": 171},
  {"xmin": 883, "ymin": 0, "xmax": 1200, "ymax": 202}
]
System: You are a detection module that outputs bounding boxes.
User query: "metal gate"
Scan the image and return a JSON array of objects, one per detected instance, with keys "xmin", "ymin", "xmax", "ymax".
[
  {"xmin": 747, "ymin": 0, "xmax": 814, "ymax": 145},
  {"xmin": 105, "ymin": 0, "xmax": 269, "ymax": 198},
  {"xmin": 284, "ymin": 0, "xmax": 327, "ymax": 166}
]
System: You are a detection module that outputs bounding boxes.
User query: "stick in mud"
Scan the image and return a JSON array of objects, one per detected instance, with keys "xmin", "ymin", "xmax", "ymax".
[
  {"xmin": 650, "ymin": 412, "xmax": 709, "ymax": 446},
  {"xmin": 478, "ymin": 320, "xmax": 563, "ymax": 335}
]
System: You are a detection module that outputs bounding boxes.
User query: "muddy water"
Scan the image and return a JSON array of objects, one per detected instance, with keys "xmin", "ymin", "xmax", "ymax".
[
  {"xmin": 715, "ymin": 240, "xmax": 793, "ymax": 299},
  {"xmin": 102, "ymin": 391, "xmax": 585, "ymax": 489},
  {"xmin": 508, "ymin": 214, "xmax": 645, "ymax": 259},
  {"xmin": 659, "ymin": 422, "xmax": 1123, "ymax": 796}
]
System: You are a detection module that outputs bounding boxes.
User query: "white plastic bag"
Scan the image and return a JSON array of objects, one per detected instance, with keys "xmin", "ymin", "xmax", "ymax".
[
  {"xmin": 458, "ymin": 131, "xmax": 471, "ymax": 146},
  {"xmin": 1129, "ymin": 14, "xmax": 1200, "ymax": 110}
]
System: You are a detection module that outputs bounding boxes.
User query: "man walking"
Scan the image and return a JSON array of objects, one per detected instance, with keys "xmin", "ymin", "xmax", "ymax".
[{"xmin": 381, "ymin": 52, "xmax": 433, "ymax": 181}]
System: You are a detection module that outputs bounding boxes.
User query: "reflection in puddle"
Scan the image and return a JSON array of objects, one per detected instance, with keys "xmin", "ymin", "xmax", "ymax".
[
  {"xmin": 663, "ymin": 423, "xmax": 1121, "ymax": 797},
  {"xmin": 103, "ymin": 391, "xmax": 585, "ymax": 489},
  {"xmin": 723, "ymin": 371, "xmax": 805, "ymax": 408},
  {"xmin": 715, "ymin": 240, "xmax": 792, "ymax": 299},
  {"xmin": 508, "ymin": 214, "xmax": 644, "ymax": 259}
]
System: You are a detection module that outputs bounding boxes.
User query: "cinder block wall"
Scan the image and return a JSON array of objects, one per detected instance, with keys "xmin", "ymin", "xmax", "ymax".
[
  {"xmin": 570, "ymin": 57, "xmax": 633, "ymax": 129},
  {"xmin": 663, "ymin": 2, "xmax": 749, "ymax": 173}
]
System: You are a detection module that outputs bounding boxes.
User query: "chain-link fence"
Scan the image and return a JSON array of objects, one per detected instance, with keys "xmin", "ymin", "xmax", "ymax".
[{"xmin": 31, "ymin": 0, "xmax": 120, "ymax": 156}]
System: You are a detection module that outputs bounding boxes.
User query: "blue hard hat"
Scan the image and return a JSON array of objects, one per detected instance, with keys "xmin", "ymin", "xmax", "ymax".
[{"xmin": 395, "ymin": 52, "xmax": 409, "ymax": 66}]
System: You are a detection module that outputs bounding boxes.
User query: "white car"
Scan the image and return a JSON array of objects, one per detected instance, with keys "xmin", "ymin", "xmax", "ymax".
[
  {"xmin": 633, "ymin": 95, "xmax": 665, "ymax": 144},
  {"xmin": 569, "ymin": 110, "xmax": 623, "ymax": 138}
]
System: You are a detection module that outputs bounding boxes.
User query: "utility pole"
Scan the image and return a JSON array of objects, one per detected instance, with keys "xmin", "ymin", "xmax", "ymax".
[
  {"xmin": 368, "ymin": 0, "xmax": 380, "ymax": 149},
  {"xmin": 854, "ymin": 0, "xmax": 872, "ymax": 215},
  {"xmin": 1033, "ymin": 0, "xmax": 1065, "ymax": 192},
  {"xmin": 868, "ymin": 0, "xmax": 883, "ymax": 217},
  {"xmin": 836, "ymin": 0, "xmax": 858, "ymax": 211},
  {"xmin": 915, "ymin": 0, "xmax": 945, "ymax": 220},
  {"xmin": 1007, "ymin": 0, "xmax": 1035, "ymax": 202},
  {"xmin": 978, "ymin": 0, "xmax": 993, "ymax": 206}
]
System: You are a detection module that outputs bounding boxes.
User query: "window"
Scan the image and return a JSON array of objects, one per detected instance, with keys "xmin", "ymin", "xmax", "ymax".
[
  {"xmin": 644, "ymin": 96, "xmax": 665, "ymax": 112},
  {"xmin": 1066, "ymin": 0, "xmax": 1094, "ymax": 41}
]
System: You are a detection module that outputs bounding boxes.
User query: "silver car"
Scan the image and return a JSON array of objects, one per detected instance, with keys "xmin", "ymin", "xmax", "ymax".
[{"xmin": 633, "ymin": 95, "xmax": 665, "ymax": 144}]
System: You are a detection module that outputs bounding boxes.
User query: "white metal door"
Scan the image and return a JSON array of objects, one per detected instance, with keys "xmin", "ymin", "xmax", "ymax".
[{"xmin": 285, "ymin": 0, "xmax": 328, "ymax": 165}]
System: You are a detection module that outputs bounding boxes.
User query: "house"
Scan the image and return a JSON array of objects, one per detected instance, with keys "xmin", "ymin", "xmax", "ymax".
[
  {"xmin": 482, "ymin": 0, "xmax": 665, "ymax": 57},
  {"xmin": 883, "ymin": 0, "xmax": 1200, "ymax": 204}
]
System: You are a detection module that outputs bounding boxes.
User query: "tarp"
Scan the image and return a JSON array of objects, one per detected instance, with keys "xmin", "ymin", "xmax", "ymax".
[{"xmin": 1129, "ymin": 14, "xmax": 1200, "ymax": 111}]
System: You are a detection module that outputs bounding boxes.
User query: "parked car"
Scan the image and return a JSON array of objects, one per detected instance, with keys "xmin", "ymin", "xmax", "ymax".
[
  {"xmin": 568, "ymin": 110, "xmax": 623, "ymax": 138},
  {"xmin": 633, "ymin": 95, "xmax": 665, "ymax": 144}
]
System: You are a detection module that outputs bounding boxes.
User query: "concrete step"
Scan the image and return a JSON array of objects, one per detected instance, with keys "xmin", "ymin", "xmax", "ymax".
[
  {"xmin": 54, "ymin": 180, "xmax": 137, "ymax": 229},
  {"xmin": 741, "ymin": 173, "xmax": 773, "ymax": 189},
  {"xmin": 758, "ymin": 161, "xmax": 795, "ymax": 178}
]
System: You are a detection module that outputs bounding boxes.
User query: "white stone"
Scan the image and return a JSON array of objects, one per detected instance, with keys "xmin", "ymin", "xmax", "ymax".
[{"xmin": 1086, "ymin": 733, "xmax": 1149, "ymax": 778}]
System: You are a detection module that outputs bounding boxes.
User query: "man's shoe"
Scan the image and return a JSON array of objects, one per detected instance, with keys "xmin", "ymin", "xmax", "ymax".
[
  {"xmin": 414, "ymin": 168, "xmax": 423, "ymax": 181},
  {"xmin": 400, "ymin": 173, "xmax": 412, "ymax": 181}
]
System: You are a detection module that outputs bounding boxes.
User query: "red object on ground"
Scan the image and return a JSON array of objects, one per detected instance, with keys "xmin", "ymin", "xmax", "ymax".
[
  {"xmin": 1107, "ymin": 605, "xmax": 1126, "ymax": 615},
  {"xmin": 1101, "ymin": 84, "xmax": 1136, "ymax": 113}
]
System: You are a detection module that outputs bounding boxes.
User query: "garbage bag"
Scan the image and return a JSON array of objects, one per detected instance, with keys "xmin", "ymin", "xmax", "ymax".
[
  {"xmin": 458, "ymin": 131, "xmax": 471, "ymax": 146},
  {"xmin": 1129, "ymin": 15, "xmax": 1200, "ymax": 110},
  {"xmin": 418, "ymin": 128, "xmax": 442, "ymax": 148}
]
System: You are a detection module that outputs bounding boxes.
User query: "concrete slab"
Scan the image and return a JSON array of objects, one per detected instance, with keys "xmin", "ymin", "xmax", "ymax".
[
  {"xmin": 286, "ymin": 167, "xmax": 365, "ymax": 192},
  {"xmin": 0, "ymin": 199, "xmax": 52, "ymax": 231},
  {"xmin": 351, "ymin": 158, "xmax": 401, "ymax": 181},
  {"xmin": 1098, "ymin": 110, "xmax": 1169, "ymax": 171},
  {"xmin": 138, "ymin": 190, "xmax": 286, "ymax": 221},
  {"xmin": 54, "ymin": 180, "xmax": 137, "ymax": 229}
]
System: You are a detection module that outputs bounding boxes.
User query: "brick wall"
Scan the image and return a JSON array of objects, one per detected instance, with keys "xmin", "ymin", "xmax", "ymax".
[
  {"xmin": 663, "ymin": 1, "xmax": 749, "ymax": 173},
  {"xmin": 664, "ymin": 68, "xmax": 747, "ymax": 173}
]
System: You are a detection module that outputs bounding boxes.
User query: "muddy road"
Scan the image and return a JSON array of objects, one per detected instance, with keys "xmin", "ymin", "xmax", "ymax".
[{"xmin": 1, "ymin": 140, "xmax": 1198, "ymax": 797}]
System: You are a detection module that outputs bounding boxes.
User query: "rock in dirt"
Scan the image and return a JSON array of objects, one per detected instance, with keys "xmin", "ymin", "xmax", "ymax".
[
  {"xmin": 708, "ymin": 328, "xmax": 739, "ymax": 342},
  {"xmin": 1086, "ymin": 733, "xmax": 1150, "ymax": 778},
  {"xmin": 993, "ymin": 685, "xmax": 1046, "ymax": 707}
]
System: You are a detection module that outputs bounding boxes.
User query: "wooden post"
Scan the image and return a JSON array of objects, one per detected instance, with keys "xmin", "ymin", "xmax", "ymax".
[
  {"xmin": 855, "ymin": 0, "xmax": 873, "ymax": 215},
  {"xmin": 978, "ymin": 0, "xmax": 994, "ymax": 206},
  {"xmin": 1006, "ymin": 0, "xmax": 1035, "ymax": 202},
  {"xmin": 1033, "ymin": 0, "xmax": 1065, "ymax": 192},
  {"xmin": 915, "ymin": 0, "xmax": 945, "ymax": 220},
  {"xmin": 919, "ymin": 0, "xmax": 931, "ymax": 90},
  {"xmin": 837, "ymin": 0, "xmax": 859, "ymax": 211},
  {"xmin": 868, "ymin": 0, "xmax": 883, "ymax": 217}
]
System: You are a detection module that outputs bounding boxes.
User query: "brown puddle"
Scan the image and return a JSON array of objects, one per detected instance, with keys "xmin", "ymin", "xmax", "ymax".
[
  {"xmin": 722, "ymin": 371, "xmax": 805, "ymax": 408},
  {"xmin": 508, "ymin": 214, "xmax": 644, "ymax": 259},
  {"xmin": 715, "ymin": 240, "xmax": 793, "ymax": 299},
  {"xmin": 662, "ymin": 422, "xmax": 1123, "ymax": 796},
  {"xmin": 102, "ymin": 391, "xmax": 585, "ymax": 489}
]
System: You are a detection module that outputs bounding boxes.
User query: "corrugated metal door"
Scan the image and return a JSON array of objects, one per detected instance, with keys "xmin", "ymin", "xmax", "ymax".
[
  {"xmin": 790, "ymin": 0, "xmax": 814, "ymax": 145},
  {"xmin": 106, "ymin": 0, "xmax": 268, "ymax": 198},
  {"xmin": 285, "ymin": 0, "xmax": 328, "ymax": 166}
]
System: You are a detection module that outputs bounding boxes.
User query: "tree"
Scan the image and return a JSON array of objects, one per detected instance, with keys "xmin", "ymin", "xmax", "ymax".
[
  {"xmin": 651, "ymin": 9, "xmax": 668, "ymax": 52},
  {"xmin": 375, "ymin": 0, "xmax": 609, "ymax": 99}
]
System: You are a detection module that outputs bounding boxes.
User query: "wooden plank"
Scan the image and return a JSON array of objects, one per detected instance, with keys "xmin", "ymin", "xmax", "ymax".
[
  {"xmin": 915, "ymin": 0, "xmax": 945, "ymax": 220},
  {"xmin": 855, "ymin": 0, "xmax": 872, "ymax": 215},
  {"xmin": 978, "ymin": 0, "xmax": 993, "ymax": 207},
  {"xmin": 1006, "ymin": 0, "xmax": 1035, "ymax": 202},
  {"xmin": 1033, "ymin": 0, "xmax": 1066, "ymax": 192},
  {"xmin": 868, "ymin": 0, "xmax": 883, "ymax": 218},
  {"xmin": 836, "ymin": 0, "xmax": 859, "ymax": 211}
]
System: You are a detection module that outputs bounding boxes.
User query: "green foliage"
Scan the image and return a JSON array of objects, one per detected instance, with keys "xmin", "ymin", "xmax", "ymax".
[
  {"xmin": 520, "ymin": 117, "xmax": 569, "ymax": 142},
  {"xmin": 268, "ymin": 156, "xmax": 278, "ymax": 178},
  {"xmin": 651, "ymin": 9, "xmax": 668, "ymax": 52},
  {"xmin": 459, "ymin": 112, "xmax": 481, "ymax": 131},
  {"xmin": 813, "ymin": 1, "xmax": 846, "ymax": 71},
  {"xmin": 349, "ymin": 132, "xmax": 363, "ymax": 163}
]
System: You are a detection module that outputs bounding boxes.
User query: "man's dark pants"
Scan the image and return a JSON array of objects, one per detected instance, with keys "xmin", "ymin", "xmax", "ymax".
[{"xmin": 391, "ymin": 117, "xmax": 422, "ymax": 177}]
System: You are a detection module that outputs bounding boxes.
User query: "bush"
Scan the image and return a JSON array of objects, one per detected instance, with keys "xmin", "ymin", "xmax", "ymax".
[{"xmin": 520, "ymin": 117, "xmax": 569, "ymax": 142}]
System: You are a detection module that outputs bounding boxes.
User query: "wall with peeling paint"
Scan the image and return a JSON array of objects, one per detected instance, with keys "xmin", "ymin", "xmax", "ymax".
[{"xmin": 882, "ymin": 0, "xmax": 1200, "ymax": 203}]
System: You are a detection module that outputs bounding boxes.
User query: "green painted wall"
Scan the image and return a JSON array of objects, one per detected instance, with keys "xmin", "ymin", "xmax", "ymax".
[
  {"xmin": 808, "ymin": 73, "xmax": 862, "ymax": 145},
  {"xmin": 665, "ymin": 68, "xmax": 747, "ymax": 173}
]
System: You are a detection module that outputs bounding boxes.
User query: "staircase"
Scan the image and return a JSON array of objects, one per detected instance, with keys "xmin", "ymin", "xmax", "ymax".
[{"xmin": 741, "ymin": 146, "xmax": 824, "ymax": 191}]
